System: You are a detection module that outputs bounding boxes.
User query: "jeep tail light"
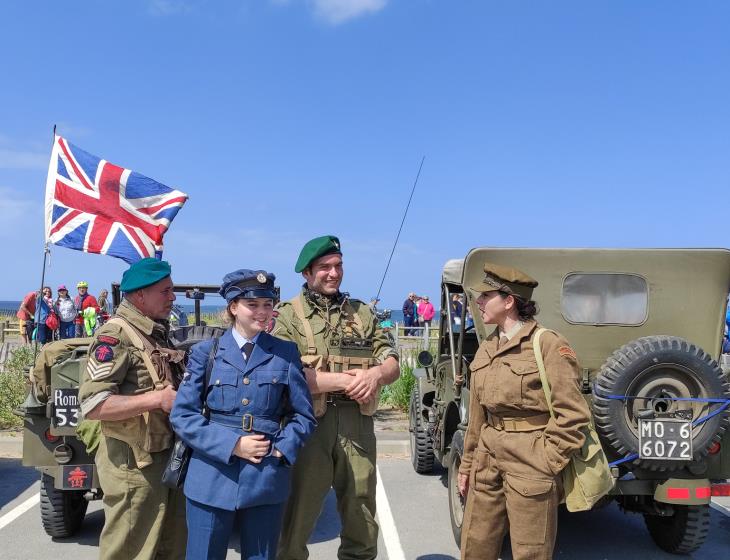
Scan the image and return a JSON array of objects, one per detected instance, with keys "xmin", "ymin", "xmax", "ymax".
[
  {"xmin": 712, "ymin": 483, "xmax": 730, "ymax": 497},
  {"xmin": 44, "ymin": 429, "xmax": 60, "ymax": 443},
  {"xmin": 707, "ymin": 441, "xmax": 721, "ymax": 455}
]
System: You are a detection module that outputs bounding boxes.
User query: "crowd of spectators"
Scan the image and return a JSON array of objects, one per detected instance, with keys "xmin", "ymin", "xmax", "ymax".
[{"xmin": 16, "ymin": 281, "xmax": 110, "ymax": 345}]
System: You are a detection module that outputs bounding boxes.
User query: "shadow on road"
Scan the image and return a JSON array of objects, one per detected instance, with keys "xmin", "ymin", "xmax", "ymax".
[{"xmin": 0, "ymin": 458, "xmax": 37, "ymax": 509}]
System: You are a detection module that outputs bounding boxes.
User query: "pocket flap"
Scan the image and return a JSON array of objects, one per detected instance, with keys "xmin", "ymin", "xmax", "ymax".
[
  {"xmin": 504, "ymin": 360, "xmax": 539, "ymax": 376},
  {"xmin": 256, "ymin": 370, "xmax": 289, "ymax": 386},
  {"xmin": 469, "ymin": 356, "xmax": 491, "ymax": 372},
  {"xmin": 210, "ymin": 371, "xmax": 238, "ymax": 387},
  {"xmin": 505, "ymin": 473, "xmax": 553, "ymax": 497}
]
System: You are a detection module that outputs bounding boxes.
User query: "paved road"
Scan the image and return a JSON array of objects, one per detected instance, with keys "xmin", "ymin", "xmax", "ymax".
[{"xmin": 1, "ymin": 453, "xmax": 729, "ymax": 559}]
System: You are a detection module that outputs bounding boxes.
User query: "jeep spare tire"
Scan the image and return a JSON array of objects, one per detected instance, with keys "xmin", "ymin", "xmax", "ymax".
[{"xmin": 593, "ymin": 336, "xmax": 730, "ymax": 472}]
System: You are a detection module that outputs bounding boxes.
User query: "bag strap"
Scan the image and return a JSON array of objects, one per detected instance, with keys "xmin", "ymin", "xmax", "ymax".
[
  {"xmin": 201, "ymin": 337, "xmax": 219, "ymax": 417},
  {"xmin": 290, "ymin": 295, "xmax": 317, "ymax": 355},
  {"xmin": 106, "ymin": 317, "xmax": 165, "ymax": 390},
  {"xmin": 533, "ymin": 327, "xmax": 556, "ymax": 420}
]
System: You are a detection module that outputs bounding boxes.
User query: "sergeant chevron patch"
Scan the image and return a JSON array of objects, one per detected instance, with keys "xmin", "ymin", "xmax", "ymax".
[{"xmin": 87, "ymin": 358, "xmax": 114, "ymax": 381}]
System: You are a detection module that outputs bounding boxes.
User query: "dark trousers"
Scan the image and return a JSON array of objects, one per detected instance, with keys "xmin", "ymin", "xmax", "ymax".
[
  {"xmin": 36, "ymin": 323, "xmax": 51, "ymax": 344},
  {"xmin": 404, "ymin": 315, "xmax": 415, "ymax": 336},
  {"xmin": 59, "ymin": 321, "xmax": 75, "ymax": 339},
  {"xmin": 186, "ymin": 498, "xmax": 284, "ymax": 560}
]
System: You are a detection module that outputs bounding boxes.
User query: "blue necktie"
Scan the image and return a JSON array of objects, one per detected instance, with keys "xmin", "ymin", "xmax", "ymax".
[{"xmin": 242, "ymin": 342, "xmax": 254, "ymax": 361}]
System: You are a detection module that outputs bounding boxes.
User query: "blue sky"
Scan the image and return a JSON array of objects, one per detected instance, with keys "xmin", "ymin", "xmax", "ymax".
[{"xmin": 1, "ymin": 1, "xmax": 729, "ymax": 309}]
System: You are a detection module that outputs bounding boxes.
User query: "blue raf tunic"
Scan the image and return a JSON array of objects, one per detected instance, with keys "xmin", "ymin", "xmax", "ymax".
[{"xmin": 171, "ymin": 328, "xmax": 316, "ymax": 511}]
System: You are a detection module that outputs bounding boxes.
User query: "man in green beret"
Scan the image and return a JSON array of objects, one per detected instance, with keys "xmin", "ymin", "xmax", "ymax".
[
  {"xmin": 79, "ymin": 258, "xmax": 187, "ymax": 560},
  {"xmin": 275, "ymin": 236, "xmax": 401, "ymax": 560}
]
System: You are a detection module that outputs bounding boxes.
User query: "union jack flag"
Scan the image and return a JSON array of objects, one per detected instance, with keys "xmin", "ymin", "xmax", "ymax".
[{"xmin": 44, "ymin": 135, "xmax": 188, "ymax": 264}]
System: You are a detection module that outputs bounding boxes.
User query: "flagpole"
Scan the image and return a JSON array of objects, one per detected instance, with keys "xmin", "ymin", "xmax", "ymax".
[{"xmin": 33, "ymin": 125, "xmax": 58, "ymax": 361}]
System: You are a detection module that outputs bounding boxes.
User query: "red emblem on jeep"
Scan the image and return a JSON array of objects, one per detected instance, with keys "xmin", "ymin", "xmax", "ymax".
[{"xmin": 67, "ymin": 466, "xmax": 89, "ymax": 489}]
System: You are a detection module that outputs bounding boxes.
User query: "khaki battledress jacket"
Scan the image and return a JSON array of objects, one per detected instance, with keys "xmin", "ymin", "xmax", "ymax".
[
  {"xmin": 459, "ymin": 320, "xmax": 590, "ymax": 560},
  {"xmin": 78, "ymin": 299, "xmax": 186, "ymax": 560}
]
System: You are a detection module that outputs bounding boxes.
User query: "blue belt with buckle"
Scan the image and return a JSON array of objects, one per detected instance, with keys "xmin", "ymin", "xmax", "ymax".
[{"xmin": 208, "ymin": 412, "xmax": 282, "ymax": 434}]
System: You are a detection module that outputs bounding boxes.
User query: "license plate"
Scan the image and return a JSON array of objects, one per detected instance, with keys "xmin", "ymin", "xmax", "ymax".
[
  {"xmin": 53, "ymin": 388, "xmax": 80, "ymax": 428},
  {"xmin": 639, "ymin": 419, "xmax": 693, "ymax": 460}
]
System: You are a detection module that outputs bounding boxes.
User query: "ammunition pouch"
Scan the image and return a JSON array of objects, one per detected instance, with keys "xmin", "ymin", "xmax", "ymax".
[{"xmin": 100, "ymin": 409, "xmax": 173, "ymax": 469}]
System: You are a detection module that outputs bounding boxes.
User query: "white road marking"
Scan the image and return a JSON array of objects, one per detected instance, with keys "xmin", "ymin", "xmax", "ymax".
[
  {"xmin": 376, "ymin": 466, "xmax": 406, "ymax": 560},
  {"xmin": 710, "ymin": 498, "xmax": 730, "ymax": 516},
  {"xmin": 0, "ymin": 493, "xmax": 39, "ymax": 531}
]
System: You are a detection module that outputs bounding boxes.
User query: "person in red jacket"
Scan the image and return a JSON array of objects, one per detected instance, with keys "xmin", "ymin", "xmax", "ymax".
[{"xmin": 74, "ymin": 281, "xmax": 100, "ymax": 337}]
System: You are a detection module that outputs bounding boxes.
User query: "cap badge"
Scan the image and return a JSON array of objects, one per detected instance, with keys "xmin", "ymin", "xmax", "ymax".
[
  {"xmin": 257, "ymin": 273, "xmax": 267, "ymax": 284},
  {"xmin": 483, "ymin": 274, "xmax": 504, "ymax": 289},
  {"xmin": 333, "ymin": 240, "xmax": 340, "ymax": 249}
]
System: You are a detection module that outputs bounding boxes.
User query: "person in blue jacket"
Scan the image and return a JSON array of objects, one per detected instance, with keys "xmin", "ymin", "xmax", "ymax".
[{"xmin": 171, "ymin": 269, "xmax": 316, "ymax": 560}]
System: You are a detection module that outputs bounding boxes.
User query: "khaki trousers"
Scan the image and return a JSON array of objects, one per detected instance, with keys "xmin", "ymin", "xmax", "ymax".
[
  {"xmin": 461, "ymin": 426, "xmax": 560, "ymax": 560},
  {"xmin": 277, "ymin": 400, "xmax": 378, "ymax": 560},
  {"xmin": 95, "ymin": 436, "xmax": 187, "ymax": 560}
]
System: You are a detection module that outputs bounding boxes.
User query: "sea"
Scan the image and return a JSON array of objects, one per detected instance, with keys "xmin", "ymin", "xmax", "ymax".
[{"xmin": 0, "ymin": 300, "xmax": 408, "ymax": 324}]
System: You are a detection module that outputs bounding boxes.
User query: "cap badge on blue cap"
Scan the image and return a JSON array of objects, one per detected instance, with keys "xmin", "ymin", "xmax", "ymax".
[{"xmin": 257, "ymin": 273, "xmax": 267, "ymax": 283}]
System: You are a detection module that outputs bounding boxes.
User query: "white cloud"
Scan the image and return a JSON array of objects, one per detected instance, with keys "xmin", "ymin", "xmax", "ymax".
[
  {"xmin": 309, "ymin": 0, "xmax": 388, "ymax": 24},
  {"xmin": 0, "ymin": 148, "xmax": 48, "ymax": 170}
]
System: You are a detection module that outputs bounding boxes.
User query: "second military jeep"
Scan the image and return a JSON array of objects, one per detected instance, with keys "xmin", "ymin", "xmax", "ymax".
[
  {"xmin": 20, "ymin": 283, "xmax": 226, "ymax": 538},
  {"xmin": 409, "ymin": 248, "xmax": 730, "ymax": 555}
]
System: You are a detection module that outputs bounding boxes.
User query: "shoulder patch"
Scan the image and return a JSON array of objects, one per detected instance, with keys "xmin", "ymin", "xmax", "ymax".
[
  {"xmin": 94, "ymin": 344, "xmax": 114, "ymax": 362},
  {"xmin": 97, "ymin": 335, "xmax": 119, "ymax": 346},
  {"xmin": 558, "ymin": 346, "xmax": 577, "ymax": 360}
]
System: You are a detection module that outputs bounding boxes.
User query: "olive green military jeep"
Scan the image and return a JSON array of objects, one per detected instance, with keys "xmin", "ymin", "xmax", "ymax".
[
  {"xmin": 19, "ymin": 283, "xmax": 225, "ymax": 538},
  {"xmin": 409, "ymin": 248, "xmax": 730, "ymax": 555}
]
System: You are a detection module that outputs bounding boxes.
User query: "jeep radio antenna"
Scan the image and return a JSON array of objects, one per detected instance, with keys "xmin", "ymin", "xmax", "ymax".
[{"xmin": 374, "ymin": 156, "xmax": 425, "ymax": 303}]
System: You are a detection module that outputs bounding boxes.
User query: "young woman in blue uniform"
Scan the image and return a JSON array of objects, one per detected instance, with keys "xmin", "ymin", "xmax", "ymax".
[{"xmin": 171, "ymin": 269, "xmax": 316, "ymax": 560}]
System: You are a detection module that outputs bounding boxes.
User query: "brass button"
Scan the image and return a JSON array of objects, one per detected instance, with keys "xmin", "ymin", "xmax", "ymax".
[
  {"xmin": 215, "ymin": 380, "xmax": 220, "ymax": 385},
  {"xmin": 536, "ymin": 432, "xmax": 542, "ymax": 439},
  {"xmin": 243, "ymin": 378, "xmax": 250, "ymax": 385},
  {"xmin": 242, "ymin": 398, "xmax": 249, "ymax": 405},
  {"xmin": 272, "ymin": 377, "xmax": 278, "ymax": 384}
]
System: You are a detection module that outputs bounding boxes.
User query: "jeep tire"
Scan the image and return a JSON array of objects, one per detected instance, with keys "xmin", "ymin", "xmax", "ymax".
[
  {"xmin": 644, "ymin": 504, "xmax": 710, "ymax": 554},
  {"xmin": 448, "ymin": 429, "xmax": 466, "ymax": 546},
  {"xmin": 39, "ymin": 473, "xmax": 88, "ymax": 538},
  {"xmin": 409, "ymin": 386, "xmax": 435, "ymax": 473},
  {"xmin": 593, "ymin": 336, "xmax": 730, "ymax": 471}
]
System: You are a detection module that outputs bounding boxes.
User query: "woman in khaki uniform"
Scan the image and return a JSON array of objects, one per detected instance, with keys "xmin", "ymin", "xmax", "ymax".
[{"xmin": 458, "ymin": 263, "xmax": 591, "ymax": 560}]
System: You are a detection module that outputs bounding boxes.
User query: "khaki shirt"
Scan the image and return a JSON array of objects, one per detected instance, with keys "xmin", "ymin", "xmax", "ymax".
[
  {"xmin": 79, "ymin": 299, "xmax": 173, "ymax": 417},
  {"xmin": 460, "ymin": 320, "xmax": 591, "ymax": 477},
  {"xmin": 272, "ymin": 289, "xmax": 398, "ymax": 364}
]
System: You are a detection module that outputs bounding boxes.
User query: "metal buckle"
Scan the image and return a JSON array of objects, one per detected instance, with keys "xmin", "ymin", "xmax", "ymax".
[
  {"xmin": 326, "ymin": 394, "xmax": 336, "ymax": 404},
  {"xmin": 242, "ymin": 414, "xmax": 254, "ymax": 432}
]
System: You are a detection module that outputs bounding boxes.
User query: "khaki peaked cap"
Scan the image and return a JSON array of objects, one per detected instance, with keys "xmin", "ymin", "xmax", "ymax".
[{"xmin": 468, "ymin": 262, "xmax": 538, "ymax": 300}]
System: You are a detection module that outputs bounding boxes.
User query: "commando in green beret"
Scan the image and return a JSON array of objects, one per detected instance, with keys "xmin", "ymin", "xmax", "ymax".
[
  {"xmin": 294, "ymin": 235, "xmax": 341, "ymax": 273},
  {"xmin": 120, "ymin": 257, "xmax": 172, "ymax": 292}
]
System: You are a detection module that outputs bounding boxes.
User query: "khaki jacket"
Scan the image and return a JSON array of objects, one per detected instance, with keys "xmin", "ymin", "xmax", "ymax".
[
  {"xmin": 460, "ymin": 320, "xmax": 591, "ymax": 477},
  {"xmin": 79, "ymin": 299, "xmax": 183, "ymax": 468},
  {"xmin": 272, "ymin": 289, "xmax": 398, "ymax": 416}
]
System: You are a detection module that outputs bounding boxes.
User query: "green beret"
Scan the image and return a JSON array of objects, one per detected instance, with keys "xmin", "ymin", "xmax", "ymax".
[
  {"xmin": 295, "ymin": 235, "xmax": 342, "ymax": 273},
  {"xmin": 120, "ymin": 258, "xmax": 172, "ymax": 292}
]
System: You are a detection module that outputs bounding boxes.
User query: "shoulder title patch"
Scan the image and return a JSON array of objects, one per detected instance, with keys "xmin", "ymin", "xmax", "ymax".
[
  {"xmin": 97, "ymin": 335, "xmax": 119, "ymax": 346},
  {"xmin": 94, "ymin": 344, "xmax": 114, "ymax": 362},
  {"xmin": 558, "ymin": 346, "xmax": 577, "ymax": 360}
]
